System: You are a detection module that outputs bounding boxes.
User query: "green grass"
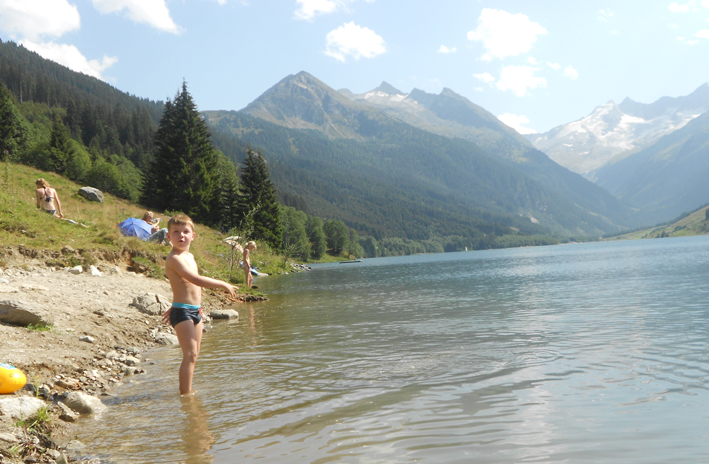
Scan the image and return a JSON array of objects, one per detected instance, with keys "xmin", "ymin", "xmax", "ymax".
[
  {"xmin": 26, "ymin": 323, "xmax": 53, "ymax": 332},
  {"xmin": 0, "ymin": 161, "xmax": 295, "ymax": 285},
  {"xmin": 15, "ymin": 406, "xmax": 51, "ymax": 433}
]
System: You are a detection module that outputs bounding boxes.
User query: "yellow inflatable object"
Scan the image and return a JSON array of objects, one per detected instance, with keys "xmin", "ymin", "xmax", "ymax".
[{"xmin": 0, "ymin": 363, "xmax": 27, "ymax": 394}]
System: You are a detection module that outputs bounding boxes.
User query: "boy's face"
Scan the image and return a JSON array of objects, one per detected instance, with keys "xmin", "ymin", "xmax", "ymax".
[{"xmin": 169, "ymin": 224, "xmax": 196, "ymax": 250}]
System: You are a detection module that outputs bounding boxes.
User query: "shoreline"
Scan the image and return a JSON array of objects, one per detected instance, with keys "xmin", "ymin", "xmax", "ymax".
[{"xmin": 0, "ymin": 247, "xmax": 259, "ymax": 463}]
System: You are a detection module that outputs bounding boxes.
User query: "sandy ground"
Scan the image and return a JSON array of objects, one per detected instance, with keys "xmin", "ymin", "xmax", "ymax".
[{"xmin": 0, "ymin": 248, "xmax": 247, "ymax": 463}]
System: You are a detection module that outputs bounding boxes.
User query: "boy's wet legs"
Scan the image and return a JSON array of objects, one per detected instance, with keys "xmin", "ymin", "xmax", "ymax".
[{"xmin": 174, "ymin": 320, "xmax": 204, "ymax": 395}]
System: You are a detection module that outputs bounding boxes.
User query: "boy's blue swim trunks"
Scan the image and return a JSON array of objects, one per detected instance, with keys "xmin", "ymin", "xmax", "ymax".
[{"xmin": 169, "ymin": 302, "xmax": 202, "ymax": 327}]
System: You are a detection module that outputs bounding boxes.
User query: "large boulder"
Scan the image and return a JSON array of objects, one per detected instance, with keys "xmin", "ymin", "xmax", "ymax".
[
  {"xmin": 0, "ymin": 300, "xmax": 54, "ymax": 326},
  {"xmin": 78, "ymin": 187, "xmax": 104, "ymax": 203},
  {"xmin": 62, "ymin": 391, "xmax": 106, "ymax": 415},
  {"xmin": 131, "ymin": 293, "xmax": 170, "ymax": 316},
  {"xmin": 0, "ymin": 396, "xmax": 46, "ymax": 420}
]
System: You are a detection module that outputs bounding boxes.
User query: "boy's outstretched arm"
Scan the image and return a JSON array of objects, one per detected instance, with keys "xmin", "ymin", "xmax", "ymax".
[{"xmin": 167, "ymin": 255, "xmax": 237, "ymax": 298}]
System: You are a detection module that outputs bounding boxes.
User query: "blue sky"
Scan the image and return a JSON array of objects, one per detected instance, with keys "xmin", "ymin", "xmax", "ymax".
[{"xmin": 1, "ymin": 0, "xmax": 709, "ymax": 133}]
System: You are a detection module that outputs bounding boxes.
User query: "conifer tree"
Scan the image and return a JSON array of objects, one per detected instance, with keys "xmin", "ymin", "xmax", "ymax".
[
  {"xmin": 0, "ymin": 84, "xmax": 27, "ymax": 161},
  {"xmin": 235, "ymin": 147, "xmax": 283, "ymax": 249},
  {"xmin": 306, "ymin": 216, "xmax": 327, "ymax": 260},
  {"xmin": 48, "ymin": 115, "xmax": 75, "ymax": 174},
  {"xmin": 142, "ymin": 82, "xmax": 220, "ymax": 225}
]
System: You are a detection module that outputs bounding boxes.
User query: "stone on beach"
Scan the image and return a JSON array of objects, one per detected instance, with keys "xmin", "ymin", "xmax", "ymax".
[
  {"xmin": 154, "ymin": 332, "xmax": 179, "ymax": 345},
  {"xmin": 62, "ymin": 391, "xmax": 106, "ymax": 415},
  {"xmin": 0, "ymin": 299, "xmax": 54, "ymax": 326},
  {"xmin": 0, "ymin": 396, "xmax": 46, "ymax": 420},
  {"xmin": 210, "ymin": 309, "xmax": 239, "ymax": 320},
  {"xmin": 131, "ymin": 292, "xmax": 170, "ymax": 316}
]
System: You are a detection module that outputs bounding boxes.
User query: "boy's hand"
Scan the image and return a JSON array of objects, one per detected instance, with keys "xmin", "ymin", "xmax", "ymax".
[
  {"xmin": 224, "ymin": 283, "xmax": 236, "ymax": 299},
  {"xmin": 161, "ymin": 307, "xmax": 171, "ymax": 325}
]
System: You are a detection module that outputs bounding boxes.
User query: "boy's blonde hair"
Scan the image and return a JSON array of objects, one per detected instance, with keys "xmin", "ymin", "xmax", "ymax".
[
  {"xmin": 35, "ymin": 178, "xmax": 50, "ymax": 188},
  {"xmin": 246, "ymin": 241, "xmax": 257, "ymax": 249},
  {"xmin": 168, "ymin": 214, "xmax": 195, "ymax": 232},
  {"xmin": 142, "ymin": 211, "xmax": 154, "ymax": 222}
]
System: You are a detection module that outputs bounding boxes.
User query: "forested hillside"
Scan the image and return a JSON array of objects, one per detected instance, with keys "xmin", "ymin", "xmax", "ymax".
[
  {"xmin": 0, "ymin": 40, "xmax": 161, "ymax": 202},
  {"xmin": 205, "ymin": 109, "xmax": 625, "ymax": 243}
]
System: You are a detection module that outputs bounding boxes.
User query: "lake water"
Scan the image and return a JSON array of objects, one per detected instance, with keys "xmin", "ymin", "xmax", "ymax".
[{"xmin": 74, "ymin": 236, "xmax": 709, "ymax": 463}]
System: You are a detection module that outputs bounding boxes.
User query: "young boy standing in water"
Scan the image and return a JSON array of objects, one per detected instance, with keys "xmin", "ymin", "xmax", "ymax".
[{"xmin": 162, "ymin": 214, "xmax": 236, "ymax": 395}]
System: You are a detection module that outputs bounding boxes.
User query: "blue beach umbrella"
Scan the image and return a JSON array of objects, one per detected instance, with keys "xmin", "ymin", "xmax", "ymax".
[{"xmin": 117, "ymin": 217, "xmax": 152, "ymax": 240}]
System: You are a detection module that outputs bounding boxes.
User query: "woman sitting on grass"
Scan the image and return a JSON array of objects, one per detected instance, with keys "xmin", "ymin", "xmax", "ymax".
[{"xmin": 35, "ymin": 178, "xmax": 63, "ymax": 218}]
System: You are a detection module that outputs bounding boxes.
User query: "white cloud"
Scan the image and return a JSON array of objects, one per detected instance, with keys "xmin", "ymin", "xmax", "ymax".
[
  {"xmin": 702, "ymin": 0, "xmax": 709, "ymax": 7},
  {"xmin": 20, "ymin": 40, "xmax": 117, "ymax": 80},
  {"xmin": 527, "ymin": 56, "xmax": 537, "ymax": 65},
  {"xmin": 467, "ymin": 8, "xmax": 547, "ymax": 61},
  {"xmin": 697, "ymin": 29, "xmax": 709, "ymax": 38},
  {"xmin": 438, "ymin": 45, "xmax": 457, "ymax": 54},
  {"xmin": 496, "ymin": 65, "xmax": 546, "ymax": 97},
  {"xmin": 0, "ymin": 0, "xmax": 80, "ymax": 41},
  {"xmin": 91, "ymin": 0, "xmax": 180, "ymax": 34},
  {"xmin": 598, "ymin": 9, "xmax": 613, "ymax": 22},
  {"xmin": 546, "ymin": 61, "xmax": 560, "ymax": 70},
  {"xmin": 563, "ymin": 65, "xmax": 579, "ymax": 79},
  {"xmin": 324, "ymin": 22, "xmax": 386, "ymax": 62},
  {"xmin": 473, "ymin": 72, "xmax": 495, "ymax": 83},
  {"xmin": 669, "ymin": 1, "xmax": 693, "ymax": 12},
  {"xmin": 497, "ymin": 113, "xmax": 536, "ymax": 134},
  {"xmin": 295, "ymin": 0, "xmax": 337, "ymax": 20}
]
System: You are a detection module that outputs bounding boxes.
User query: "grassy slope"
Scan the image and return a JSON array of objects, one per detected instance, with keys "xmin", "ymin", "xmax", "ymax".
[
  {"xmin": 0, "ymin": 162, "xmax": 286, "ymax": 287},
  {"xmin": 605, "ymin": 204, "xmax": 709, "ymax": 241}
]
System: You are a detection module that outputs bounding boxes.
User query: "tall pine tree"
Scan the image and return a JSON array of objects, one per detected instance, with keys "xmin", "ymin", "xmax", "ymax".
[
  {"xmin": 235, "ymin": 148, "xmax": 283, "ymax": 250},
  {"xmin": 142, "ymin": 82, "xmax": 220, "ymax": 225},
  {"xmin": 0, "ymin": 84, "xmax": 27, "ymax": 161}
]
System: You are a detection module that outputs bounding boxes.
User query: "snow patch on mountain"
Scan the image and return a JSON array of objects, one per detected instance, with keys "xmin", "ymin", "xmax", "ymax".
[{"xmin": 527, "ymin": 88, "xmax": 709, "ymax": 175}]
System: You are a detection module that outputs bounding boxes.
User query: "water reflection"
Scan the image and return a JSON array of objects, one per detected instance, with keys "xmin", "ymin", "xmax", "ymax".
[{"xmin": 180, "ymin": 394, "xmax": 215, "ymax": 464}]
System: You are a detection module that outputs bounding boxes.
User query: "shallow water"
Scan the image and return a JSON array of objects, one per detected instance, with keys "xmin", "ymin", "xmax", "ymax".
[{"xmin": 75, "ymin": 236, "xmax": 709, "ymax": 463}]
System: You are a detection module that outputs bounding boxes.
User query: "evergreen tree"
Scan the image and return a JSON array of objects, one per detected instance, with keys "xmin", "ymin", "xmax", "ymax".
[
  {"xmin": 0, "ymin": 84, "xmax": 27, "ymax": 161},
  {"xmin": 235, "ymin": 147, "xmax": 283, "ymax": 249},
  {"xmin": 47, "ymin": 114, "xmax": 75, "ymax": 174},
  {"xmin": 142, "ymin": 82, "xmax": 220, "ymax": 225},
  {"xmin": 218, "ymin": 155, "xmax": 241, "ymax": 231}
]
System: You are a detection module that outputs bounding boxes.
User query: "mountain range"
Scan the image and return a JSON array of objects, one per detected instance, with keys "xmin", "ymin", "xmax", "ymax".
[
  {"xmin": 526, "ymin": 84, "xmax": 709, "ymax": 175},
  {"xmin": 209, "ymin": 71, "xmax": 638, "ymax": 241}
]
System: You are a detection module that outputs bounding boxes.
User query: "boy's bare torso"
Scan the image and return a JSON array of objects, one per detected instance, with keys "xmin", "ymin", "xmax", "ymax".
[{"xmin": 166, "ymin": 251, "xmax": 202, "ymax": 306}]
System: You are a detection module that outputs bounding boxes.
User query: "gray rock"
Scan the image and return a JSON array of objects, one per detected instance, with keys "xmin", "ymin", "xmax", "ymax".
[
  {"xmin": 89, "ymin": 265, "xmax": 102, "ymax": 276},
  {"xmin": 67, "ymin": 265, "xmax": 83, "ymax": 275},
  {"xmin": 154, "ymin": 332, "xmax": 179, "ymax": 345},
  {"xmin": 210, "ymin": 309, "xmax": 239, "ymax": 320},
  {"xmin": 78, "ymin": 186, "xmax": 104, "ymax": 203},
  {"xmin": 62, "ymin": 391, "xmax": 106, "ymax": 415},
  {"xmin": 0, "ymin": 396, "xmax": 46, "ymax": 420},
  {"xmin": 79, "ymin": 335, "xmax": 95, "ymax": 343},
  {"xmin": 0, "ymin": 300, "xmax": 54, "ymax": 326},
  {"xmin": 55, "ymin": 402, "xmax": 79, "ymax": 423},
  {"xmin": 123, "ymin": 356, "xmax": 140, "ymax": 366},
  {"xmin": 0, "ymin": 277, "xmax": 10, "ymax": 284},
  {"xmin": 56, "ymin": 378, "xmax": 81, "ymax": 390},
  {"xmin": 124, "ymin": 366, "xmax": 139, "ymax": 376},
  {"xmin": 131, "ymin": 292, "xmax": 170, "ymax": 316},
  {"xmin": 61, "ymin": 245, "xmax": 75, "ymax": 254},
  {"xmin": 0, "ymin": 432, "xmax": 19, "ymax": 444}
]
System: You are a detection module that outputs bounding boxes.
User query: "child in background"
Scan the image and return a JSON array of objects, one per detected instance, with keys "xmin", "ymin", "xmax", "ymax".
[
  {"xmin": 161, "ymin": 214, "xmax": 236, "ymax": 395},
  {"xmin": 242, "ymin": 241, "xmax": 257, "ymax": 288},
  {"xmin": 35, "ymin": 178, "xmax": 63, "ymax": 218}
]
